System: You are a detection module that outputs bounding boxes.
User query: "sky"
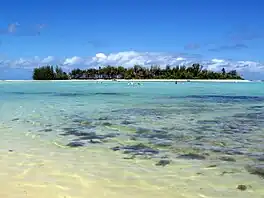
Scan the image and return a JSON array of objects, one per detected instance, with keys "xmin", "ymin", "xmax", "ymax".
[{"xmin": 0, "ymin": 0, "xmax": 264, "ymax": 80}]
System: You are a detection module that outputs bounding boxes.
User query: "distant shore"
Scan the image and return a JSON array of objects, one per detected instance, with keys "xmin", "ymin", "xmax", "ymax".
[{"xmin": 0, "ymin": 79, "xmax": 252, "ymax": 83}]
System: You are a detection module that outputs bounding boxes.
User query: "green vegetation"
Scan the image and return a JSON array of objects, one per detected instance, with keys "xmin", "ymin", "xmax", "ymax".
[
  {"xmin": 33, "ymin": 65, "xmax": 69, "ymax": 80},
  {"xmin": 32, "ymin": 64, "xmax": 243, "ymax": 80}
]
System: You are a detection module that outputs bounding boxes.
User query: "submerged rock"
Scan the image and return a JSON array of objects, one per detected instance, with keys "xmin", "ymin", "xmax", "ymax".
[
  {"xmin": 130, "ymin": 136, "xmax": 137, "ymax": 141},
  {"xmin": 136, "ymin": 127, "xmax": 152, "ymax": 134},
  {"xmin": 121, "ymin": 120, "xmax": 134, "ymax": 125},
  {"xmin": 245, "ymin": 164, "xmax": 264, "ymax": 178},
  {"xmin": 61, "ymin": 127, "xmax": 79, "ymax": 135},
  {"xmin": 207, "ymin": 164, "xmax": 217, "ymax": 168},
  {"xmin": 155, "ymin": 159, "xmax": 170, "ymax": 167},
  {"xmin": 61, "ymin": 127, "xmax": 118, "ymax": 141},
  {"xmin": 197, "ymin": 119, "xmax": 220, "ymax": 125},
  {"xmin": 196, "ymin": 172, "xmax": 204, "ymax": 175},
  {"xmin": 225, "ymin": 149, "xmax": 245, "ymax": 155},
  {"xmin": 42, "ymin": 128, "xmax": 53, "ymax": 132},
  {"xmin": 98, "ymin": 116, "xmax": 108, "ymax": 120},
  {"xmin": 248, "ymin": 154, "xmax": 264, "ymax": 162},
  {"xmin": 90, "ymin": 139, "xmax": 102, "ymax": 144},
  {"xmin": 220, "ymin": 171, "xmax": 236, "ymax": 176},
  {"xmin": 112, "ymin": 108, "xmax": 163, "ymax": 117},
  {"xmin": 80, "ymin": 121, "xmax": 92, "ymax": 126},
  {"xmin": 112, "ymin": 146, "xmax": 121, "ymax": 151},
  {"xmin": 237, "ymin": 184, "xmax": 247, "ymax": 191},
  {"xmin": 66, "ymin": 141, "xmax": 85, "ymax": 147},
  {"xmin": 210, "ymin": 147, "xmax": 223, "ymax": 153},
  {"xmin": 255, "ymin": 155, "xmax": 264, "ymax": 161},
  {"xmin": 104, "ymin": 132, "xmax": 120, "ymax": 138},
  {"xmin": 102, "ymin": 122, "xmax": 112, "ymax": 126},
  {"xmin": 76, "ymin": 132, "xmax": 119, "ymax": 141},
  {"xmin": 111, "ymin": 143, "xmax": 159, "ymax": 156},
  {"xmin": 185, "ymin": 95, "xmax": 264, "ymax": 102},
  {"xmin": 177, "ymin": 153, "xmax": 206, "ymax": 160},
  {"xmin": 150, "ymin": 139, "xmax": 173, "ymax": 147},
  {"xmin": 210, "ymin": 146, "xmax": 246, "ymax": 156},
  {"xmin": 62, "ymin": 131, "xmax": 90, "ymax": 137},
  {"xmin": 123, "ymin": 155, "xmax": 136, "ymax": 160},
  {"xmin": 219, "ymin": 156, "xmax": 236, "ymax": 162},
  {"xmin": 133, "ymin": 127, "xmax": 174, "ymax": 141}
]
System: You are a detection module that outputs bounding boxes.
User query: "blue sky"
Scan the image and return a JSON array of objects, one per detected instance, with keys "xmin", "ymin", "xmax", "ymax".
[{"xmin": 0, "ymin": 0, "xmax": 264, "ymax": 79}]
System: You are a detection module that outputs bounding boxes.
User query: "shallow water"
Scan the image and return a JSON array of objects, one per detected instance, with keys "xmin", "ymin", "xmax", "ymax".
[{"xmin": 0, "ymin": 81, "xmax": 264, "ymax": 198}]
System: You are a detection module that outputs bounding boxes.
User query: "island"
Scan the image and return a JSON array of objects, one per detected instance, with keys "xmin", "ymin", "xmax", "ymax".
[{"xmin": 32, "ymin": 64, "xmax": 243, "ymax": 80}]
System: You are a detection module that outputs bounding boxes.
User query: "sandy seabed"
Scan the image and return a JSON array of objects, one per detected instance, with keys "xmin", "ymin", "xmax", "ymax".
[
  {"xmin": 1, "ymin": 80, "xmax": 263, "ymax": 198},
  {"xmin": 1, "ymin": 125, "xmax": 264, "ymax": 198}
]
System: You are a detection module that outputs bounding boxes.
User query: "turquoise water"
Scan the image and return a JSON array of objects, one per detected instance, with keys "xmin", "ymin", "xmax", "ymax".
[{"xmin": 1, "ymin": 81, "xmax": 264, "ymax": 198}]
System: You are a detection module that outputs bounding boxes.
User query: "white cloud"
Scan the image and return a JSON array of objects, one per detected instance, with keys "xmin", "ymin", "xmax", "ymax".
[
  {"xmin": 1, "ymin": 51, "xmax": 264, "ymax": 79},
  {"xmin": 95, "ymin": 53, "xmax": 107, "ymax": 59},
  {"xmin": 13, "ymin": 58, "xmax": 29, "ymax": 66},
  {"xmin": 0, "ymin": 56, "xmax": 56, "ymax": 69},
  {"xmin": 201, "ymin": 59, "xmax": 229, "ymax": 71},
  {"xmin": 88, "ymin": 51, "xmax": 188, "ymax": 67},
  {"xmin": 211, "ymin": 58, "xmax": 225, "ymax": 63},
  {"xmin": 63, "ymin": 56, "xmax": 82, "ymax": 65},
  {"xmin": 41, "ymin": 56, "xmax": 54, "ymax": 64},
  {"xmin": 176, "ymin": 57, "xmax": 186, "ymax": 61},
  {"xmin": 236, "ymin": 61, "xmax": 264, "ymax": 72}
]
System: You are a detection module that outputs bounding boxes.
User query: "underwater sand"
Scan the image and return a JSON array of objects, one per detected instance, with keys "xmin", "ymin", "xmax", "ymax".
[{"xmin": 0, "ymin": 81, "xmax": 264, "ymax": 198}]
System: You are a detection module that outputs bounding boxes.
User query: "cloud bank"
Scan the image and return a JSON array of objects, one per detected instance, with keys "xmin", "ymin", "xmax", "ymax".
[{"xmin": 0, "ymin": 51, "xmax": 264, "ymax": 79}]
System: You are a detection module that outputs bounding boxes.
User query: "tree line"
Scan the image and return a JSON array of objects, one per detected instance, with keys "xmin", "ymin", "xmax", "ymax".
[
  {"xmin": 32, "ymin": 64, "xmax": 243, "ymax": 80},
  {"xmin": 33, "ymin": 65, "xmax": 68, "ymax": 80}
]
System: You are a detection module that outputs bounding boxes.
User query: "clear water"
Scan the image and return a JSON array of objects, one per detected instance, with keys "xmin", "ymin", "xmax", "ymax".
[{"xmin": 0, "ymin": 81, "xmax": 264, "ymax": 198}]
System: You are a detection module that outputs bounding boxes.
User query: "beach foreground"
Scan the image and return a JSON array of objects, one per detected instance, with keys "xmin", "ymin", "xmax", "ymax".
[{"xmin": 0, "ymin": 81, "xmax": 263, "ymax": 198}]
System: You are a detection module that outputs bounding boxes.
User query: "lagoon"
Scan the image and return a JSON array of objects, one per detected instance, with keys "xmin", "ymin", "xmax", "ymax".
[{"xmin": 0, "ymin": 81, "xmax": 264, "ymax": 198}]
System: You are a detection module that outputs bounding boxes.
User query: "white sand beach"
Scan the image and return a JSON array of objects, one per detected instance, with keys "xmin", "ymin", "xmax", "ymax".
[{"xmin": 1, "ymin": 79, "xmax": 252, "ymax": 83}]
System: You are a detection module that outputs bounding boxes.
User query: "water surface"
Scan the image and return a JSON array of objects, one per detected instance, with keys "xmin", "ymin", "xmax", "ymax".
[{"xmin": 0, "ymin": 81, "xmax": 264, "ymax": 198}]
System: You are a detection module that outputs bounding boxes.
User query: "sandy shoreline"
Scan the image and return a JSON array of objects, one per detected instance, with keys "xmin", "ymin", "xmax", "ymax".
[{"xmin": 1, "ymin": 79, "xmax": 252, "ymax": 83}]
